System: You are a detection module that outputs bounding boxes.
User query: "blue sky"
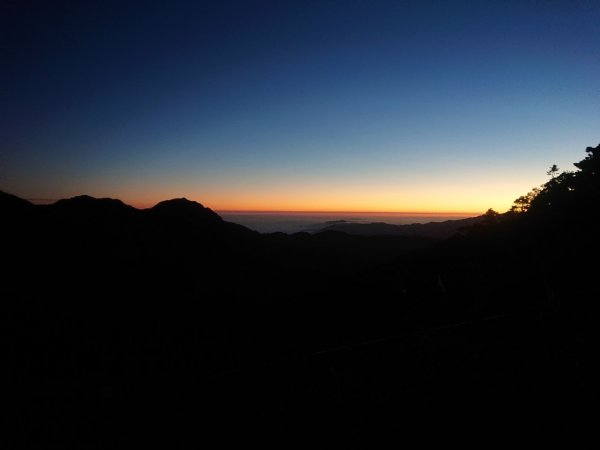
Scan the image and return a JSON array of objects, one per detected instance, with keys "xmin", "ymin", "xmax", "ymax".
[{"xmin": 2, "ymin": 0, "xmax": 599, "ymax": 211}]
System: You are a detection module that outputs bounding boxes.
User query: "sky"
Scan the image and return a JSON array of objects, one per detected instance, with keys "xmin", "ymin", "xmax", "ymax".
[{"xmin": 2, "ymin": 0, "xmax": 599, "ymax": 212}]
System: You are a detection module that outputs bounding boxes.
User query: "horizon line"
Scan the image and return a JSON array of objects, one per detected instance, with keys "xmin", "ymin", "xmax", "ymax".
[
  {"xmin": 22, "ymin": 197, "xmax": 483, "ymax": 215},
  {"xmin": 215, "ymin": 210, "xmax": 482, "ymax": 215},
  {"xmin": 17, "ymin": 194, "xmax": 485, "ymax": 216}
]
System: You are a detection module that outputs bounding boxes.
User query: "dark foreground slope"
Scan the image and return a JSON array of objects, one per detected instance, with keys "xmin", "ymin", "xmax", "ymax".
[{"xmin": 4, "ymin": 145, "xmax": 600, "ymax": 447}]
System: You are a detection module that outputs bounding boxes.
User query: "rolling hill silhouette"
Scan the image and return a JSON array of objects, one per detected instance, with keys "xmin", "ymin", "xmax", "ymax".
[
  {"xmin": 51, "ymin": 194, "xmax": 136, "ymax": 214},
  {"xmin": 317, "ymin": 215, "xmax": 482, "ymax": 238}
]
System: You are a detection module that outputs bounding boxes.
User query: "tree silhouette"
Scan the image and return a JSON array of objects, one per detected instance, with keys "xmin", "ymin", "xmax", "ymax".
[
  {"xmin": 546, "ymin": 164, "xmax": 559, "ymax": 179},
  {"xmin": 510, "ymin": 188, "xmax": 540, "ymax": 213},
  {"xmin": 482, "ymin": 208, "xmax": 499, "ymax": 225},
  {"xmin": 517, "ymin": 143, "xmax": 599, "ymax": 215},
  {"xmin": 574, "ymin": 144, "xmax": 600, "ymax": 176}
]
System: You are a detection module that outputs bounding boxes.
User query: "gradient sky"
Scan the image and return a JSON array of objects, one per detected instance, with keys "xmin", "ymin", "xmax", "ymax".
[{"xmin": 2, "ymin": 0, "xmax": 599, "ymax": 212}]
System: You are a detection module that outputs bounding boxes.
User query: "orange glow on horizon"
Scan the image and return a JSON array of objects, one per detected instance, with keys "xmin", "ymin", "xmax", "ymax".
[
  {"xmin": 38, "ymin": 176, "xmax": 539, "ymax": 215},
  {"xmin": 124, "ymin": 194, "xmax": 515, "ymax": 214},
  {"xmin": 127, "ymin": 196, "xmax": 494, "ymax": 214},
  {"xmin": 126, "ymin": 193, "xmax": 514, "ymax": 215},
  {"xmin": 121, "ymin": 182, "xmax": 529, "ymax": 214}
]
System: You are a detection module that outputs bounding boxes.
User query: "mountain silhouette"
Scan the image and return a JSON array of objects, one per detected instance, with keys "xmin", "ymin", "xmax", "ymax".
[
  {"xmin": 0, "ymin": 190, "xmax": 33, "ymax": 212},
  {"xmin": 49, "ymin": 194, "xmax": 137, "ymax": 217},
  {"xmin": 5, "ymin": 144, "xmax": 599, "ymax": 447},
  {"xmin": 148, "ymin": 197, "xmax": 222, "ymax": 222},
  {"xmin": 318, "ymin": 216, "xmax": 482, "ymax": 238}
]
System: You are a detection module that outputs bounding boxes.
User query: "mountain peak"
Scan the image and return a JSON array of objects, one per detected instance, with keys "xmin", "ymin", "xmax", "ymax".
[
  {"xmin": 150, "ymin": 198, "xmax": 222, "ymax": 222},
  {"xmin": 51, "ymin": 195, "xmax": 135, "ymax": 214}
]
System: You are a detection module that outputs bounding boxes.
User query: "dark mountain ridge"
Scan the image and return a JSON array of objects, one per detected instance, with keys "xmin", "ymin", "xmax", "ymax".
[
  {"xmin": 51, "ymin": 194, "xmax": 135, "ymax": 213},
  {"xmin": 318, "ymin": 215, "xmax": 482, "ymax": 238},
  {"xmin": 1, "ymin": 190, "xmax": 439, "ymax": 276},
  {"xmin": 148, "ymin": 197, "xmax": 222, "ymax": 222},
  {"xmin": 0, "ymin": 190, "xmax": 33, "ymax": 210}
]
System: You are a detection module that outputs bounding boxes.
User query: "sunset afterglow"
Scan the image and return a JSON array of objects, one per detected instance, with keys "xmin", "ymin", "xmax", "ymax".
[{"xmin": 2, "ymin": 2, "xmax": 598, "ymax": 213}]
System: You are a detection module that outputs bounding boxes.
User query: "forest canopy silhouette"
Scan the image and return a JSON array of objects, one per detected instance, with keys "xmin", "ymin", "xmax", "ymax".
[{"xmin": 508, "ymin": 144, "xmax": 599, "ymax": 217}]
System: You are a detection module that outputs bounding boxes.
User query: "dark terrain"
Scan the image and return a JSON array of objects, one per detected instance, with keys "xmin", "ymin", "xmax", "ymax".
[
  {"xmin": 4, "ymin": 144, "xmax": 600, "ymax": 447},
  {"xmin": 318, "ymin": 215, "xmax": 482, "ymax": 238}
]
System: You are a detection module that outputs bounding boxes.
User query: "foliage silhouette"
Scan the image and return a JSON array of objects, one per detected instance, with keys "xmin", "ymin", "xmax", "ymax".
[{"xmin": 547, "ymin": 164, "xmax": 560, "ymax": 178}]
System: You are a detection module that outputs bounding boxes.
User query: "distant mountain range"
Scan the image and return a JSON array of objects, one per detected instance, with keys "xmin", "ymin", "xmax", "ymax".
[
  {"xmin": 0, "ymin": 191, "xmax": 244, "ymax": 231},
  {"xmin": 316, "ymin": 216, "xmax": 483, "ymax": 239},
  {"xmin": 1, "ymin": 190, "xmax": 480, "ymax": 239}
]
